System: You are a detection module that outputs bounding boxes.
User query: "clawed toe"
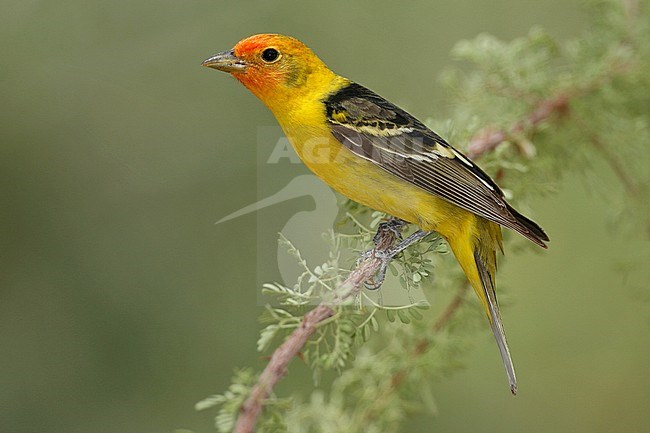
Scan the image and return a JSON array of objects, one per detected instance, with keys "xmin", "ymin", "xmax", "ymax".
[
  {"xmin": 358, "ymin": 221, "xmax": 433, "ymax": 291},
  {"xmin": 363, "ymin": 259, "xmax": 390, "ymax": 290}
]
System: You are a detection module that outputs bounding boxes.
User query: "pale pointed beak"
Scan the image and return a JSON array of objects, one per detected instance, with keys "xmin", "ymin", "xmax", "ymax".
[{"xmin": 201, "ymin": 49, "xmax": 247, "ymax": 72}]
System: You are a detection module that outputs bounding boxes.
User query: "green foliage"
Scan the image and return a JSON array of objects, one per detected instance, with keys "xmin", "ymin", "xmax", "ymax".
[
  {"xmin": 441, "ymin": 0, "xmax": 649, "ymax": 227},
  {"xmin": 199, "ymin": 1, "xmax": 650, "ymax": 431},
  {"xmin": 260, "ymin": 221, "xmax": 439, "ymax": 380}
]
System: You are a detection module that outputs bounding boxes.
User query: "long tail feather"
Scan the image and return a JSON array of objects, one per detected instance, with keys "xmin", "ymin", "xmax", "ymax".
[
  {"xmin": 446, "ymin": 216, "xmax": 517, "ymax": 394},
  {"xmin": 474, "ymin": 250, "xmax": 517, "ymax": 395}
]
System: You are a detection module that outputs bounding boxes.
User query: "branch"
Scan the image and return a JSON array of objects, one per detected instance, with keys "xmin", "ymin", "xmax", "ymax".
[
  {"xmin": 233, "ymin": 226, "xmax": 401, "ymax": 433},
  {"xmin": 466, "ymin": 93, "xmax": 570, "ymax": 159},
  {"xmin": 466, "ymin": 41, "xmax": 636, "ymax": 161}
]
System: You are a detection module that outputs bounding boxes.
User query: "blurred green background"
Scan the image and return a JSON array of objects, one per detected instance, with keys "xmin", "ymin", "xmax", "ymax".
[{"xmin": 1, "ymin": 1, "xmax": 649, "ymax": 432}]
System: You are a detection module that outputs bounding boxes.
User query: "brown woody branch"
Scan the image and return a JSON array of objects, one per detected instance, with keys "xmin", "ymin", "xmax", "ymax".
[
  {"xmin": 466, "ymin": 93, "xmax": 570, "ymax": 159},
  {"xmin": 233, "ymin": 304, "xmax": 334, "ymax": 433},
  {"xmin": 233, "ymin": 226, "xmax": 400, "ymax": 433}
]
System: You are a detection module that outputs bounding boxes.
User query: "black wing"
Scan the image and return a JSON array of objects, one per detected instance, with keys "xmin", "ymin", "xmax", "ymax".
[{"xmin": 324, "ymin": 82, "xmax": 549, "ymax": 247}]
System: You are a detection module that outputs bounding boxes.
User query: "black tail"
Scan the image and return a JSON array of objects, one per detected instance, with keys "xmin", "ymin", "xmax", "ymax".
[{"xmin": 506, "ymin": 203, "xmax": 550, "ymax": 249}]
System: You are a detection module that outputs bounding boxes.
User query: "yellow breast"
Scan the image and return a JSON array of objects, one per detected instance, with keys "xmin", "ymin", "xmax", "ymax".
[
  {"xmin": 265, "ymin": 77, "xmax": 474, "ymax": 240},
  {"xmin": 281, "ymin": 119, "xmax": 470, "ymax": 239}
]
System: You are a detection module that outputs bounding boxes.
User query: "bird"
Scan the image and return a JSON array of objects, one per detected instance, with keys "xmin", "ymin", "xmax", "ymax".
[{"xmin": 202, "ymin": 34, "xmax": 549, "ymax": 395}]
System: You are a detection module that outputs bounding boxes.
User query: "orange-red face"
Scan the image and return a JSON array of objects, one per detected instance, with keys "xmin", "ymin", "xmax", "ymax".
[{"xmin": 202, "ymin": 34, "xmax": 326, "ymax": 102}]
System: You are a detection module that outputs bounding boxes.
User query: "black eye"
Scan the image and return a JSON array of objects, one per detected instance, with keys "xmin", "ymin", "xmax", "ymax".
[{"xmin": 261, "ymin": 48, "xmax": 280, "ymax": 63}]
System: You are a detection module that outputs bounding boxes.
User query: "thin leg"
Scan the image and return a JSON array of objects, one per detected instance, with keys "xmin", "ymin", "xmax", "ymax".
[
  {"xmin": 363, "ymin": 221, "xmax": 433, "ymax": 290},
  {"xmin": 356, "ymin": 217, "xmax": 407, "ymax": 265},
  {"xmin": 373, "ymin": 218, "xmax": 406, "ymax": 245},
  {"xmin": 383, "ymin": 229, "xmax": 432, "ymax": 259}
]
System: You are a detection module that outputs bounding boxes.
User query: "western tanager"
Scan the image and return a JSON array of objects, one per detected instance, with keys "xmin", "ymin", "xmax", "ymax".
[{"xmin": 202, "ymin": 34, "xmax": 549, "ymax": 394}]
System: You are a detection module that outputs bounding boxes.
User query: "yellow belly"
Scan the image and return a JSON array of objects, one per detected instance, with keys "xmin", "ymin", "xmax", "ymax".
[
  {"xmin": 279, "ymin": 114, "xmax": 502, "ymax": 328},
  {"xmin": 283, "ymin": 124, "xmax": 472, "ymax": 240}
]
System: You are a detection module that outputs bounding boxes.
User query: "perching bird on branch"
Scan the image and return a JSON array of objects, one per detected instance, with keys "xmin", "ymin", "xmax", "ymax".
[{"xmin": 202, "ymin": 34, "xmax": 549, "ymax": 395}]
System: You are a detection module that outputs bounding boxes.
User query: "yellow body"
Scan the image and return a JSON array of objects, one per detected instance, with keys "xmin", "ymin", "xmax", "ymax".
[
  {"xmin": 202, "ymin": 34, "xmax": 542, "ymax": 393},
  {"xmin": 267, "ymin": 72, "xmax": 501, "ymax": 317}
]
